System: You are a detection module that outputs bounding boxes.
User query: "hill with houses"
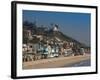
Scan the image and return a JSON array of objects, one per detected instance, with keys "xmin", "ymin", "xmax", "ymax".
[{"xmin": 23, "ymin": 21, "xmax": 89, "ymax": 48}]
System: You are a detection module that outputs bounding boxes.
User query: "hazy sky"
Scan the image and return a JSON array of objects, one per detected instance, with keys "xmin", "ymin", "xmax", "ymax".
[{"xmin": 23, "ymin": 10, "xmax": 91, "ymax": 46}]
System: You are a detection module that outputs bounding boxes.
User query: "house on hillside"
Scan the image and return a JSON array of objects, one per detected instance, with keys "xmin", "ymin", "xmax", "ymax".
[
  {"xmin": 53, "ymin": 24, "xmax": 59, "ymax": 32},
  {"xmin": 23, "ymin": 29, "xmax": 33, "ymax": 40}
]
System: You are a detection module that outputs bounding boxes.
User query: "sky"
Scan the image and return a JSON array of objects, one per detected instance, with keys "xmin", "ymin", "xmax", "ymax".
[{"xmin": 23, "ymin": 10, "xmax": 91, "ymax": 46}]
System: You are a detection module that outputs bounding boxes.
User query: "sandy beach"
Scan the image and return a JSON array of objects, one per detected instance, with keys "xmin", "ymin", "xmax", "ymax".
[{"xmin": 23, "ymin": 54, "xmax": 90, "ymax": 69}]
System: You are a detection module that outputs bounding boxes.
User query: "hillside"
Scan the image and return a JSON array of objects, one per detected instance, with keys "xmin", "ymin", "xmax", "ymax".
[{"xmin": 23, "ymin": 21, "xmax": 88, "ymax": 48}]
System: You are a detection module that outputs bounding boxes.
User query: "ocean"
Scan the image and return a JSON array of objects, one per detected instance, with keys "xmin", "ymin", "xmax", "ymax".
[{"xmin": 64, "ymin": 59, "xmax": 91, "ymax": 67}]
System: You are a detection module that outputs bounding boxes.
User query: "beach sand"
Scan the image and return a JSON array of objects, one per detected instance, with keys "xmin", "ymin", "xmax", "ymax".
[{"xmin": 23, "ymin": 54, "xmax": 90, "ymax": 69}]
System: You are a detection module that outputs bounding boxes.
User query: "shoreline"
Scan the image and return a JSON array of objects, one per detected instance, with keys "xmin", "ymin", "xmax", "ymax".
[
  {"xmin": 23, "ymin": 54, "xmax": 90, "ymax": 69},
  {"xmin": 63, "ymin": 59, "xmax": 90, "ymax": 67}
]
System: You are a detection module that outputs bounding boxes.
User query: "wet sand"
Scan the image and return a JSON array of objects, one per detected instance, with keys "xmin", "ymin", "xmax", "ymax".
[
  {"xmin": 64, "ymin": 59, "xmax": 90, "ymax": 67},
  {"xmin": 23, "ymin": 54, "xmax": 90, "ymax": 69}
]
